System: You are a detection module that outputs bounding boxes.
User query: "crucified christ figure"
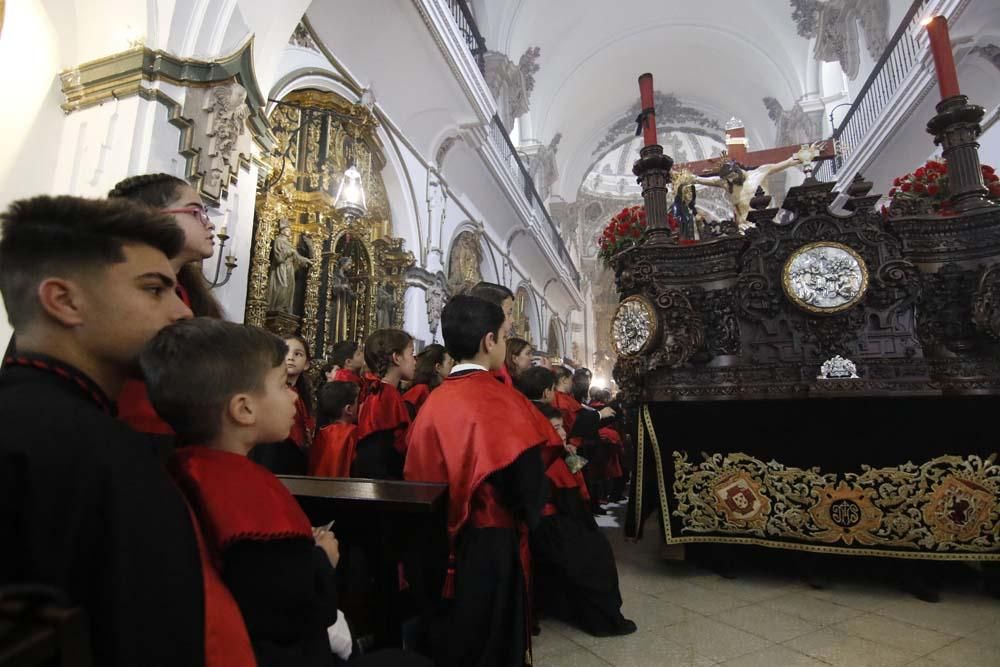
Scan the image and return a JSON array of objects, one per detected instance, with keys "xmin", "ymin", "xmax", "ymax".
[{"xmin": 694, "ymin": 141, "xmax": 825, "ymax": 231}]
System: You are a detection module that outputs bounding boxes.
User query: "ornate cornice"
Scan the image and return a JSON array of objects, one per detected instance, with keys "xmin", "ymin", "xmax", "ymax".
[{"xmin": 59, "ymin": 41, "xmax": 275, "ymax": 152}]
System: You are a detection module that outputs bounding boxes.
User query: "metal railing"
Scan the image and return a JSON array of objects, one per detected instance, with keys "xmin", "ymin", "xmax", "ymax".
[
  {"xmin": 444, "ymin": 0, "xmax": 487, "ymax": 73},
  {"xmin": 487, "ymin": 115, "xmax": 581, "ymax": 289},
  {"xmin": 822, "ymin": 0, "xmax": 930, "ymax": 182},
  {"xmin": 442, "ymin": 0, "xmax": 580, "ymax": 289}
]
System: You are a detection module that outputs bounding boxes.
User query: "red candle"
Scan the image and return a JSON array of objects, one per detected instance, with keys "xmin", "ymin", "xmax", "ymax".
[
  {"xmin": 638, "ymin": 73, "xmax": 658, "ymax": 146},
  {"xmin": 923, "ymin": 16, "xmax": 961, "ymax": 100}
]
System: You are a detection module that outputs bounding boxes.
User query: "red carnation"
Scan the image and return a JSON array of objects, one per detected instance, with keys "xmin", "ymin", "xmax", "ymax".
[
  {"xmin": 915, "ymin": 167, "xmax": 926, "ymax": 179},
  {"xmin": 928, "ymin": 172, "xmax": 939, "ymax": 181},
  {"xmin": 983, "ymin": 165, "xmax": 995, "ymax": 175},
  {"xmin": 889, "ymin": 188, "xmax": 897, "ymax": 197},
  {"xmin": 989, "ymin": 182, "xmax": 1000, "ymax": 196},
  {"xmin": 913, "ymin": 183, "xmax": 926, "ymax": 193},
  {"xmin": 927, "ymin": 184, "xmax": 940, "ymax": 196},
  {"xmin": 900, "ymin": 182, "xmax": 912, "ymax": 192},
  {"xmin": 893, "ymin": 177, "xmax": 901, "ymax": 186}
]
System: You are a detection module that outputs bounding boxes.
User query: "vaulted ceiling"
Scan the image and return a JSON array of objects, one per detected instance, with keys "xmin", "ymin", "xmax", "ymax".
[{"xmin": 472, "ymin": 0, "xmax": 828, "ymax": 202}]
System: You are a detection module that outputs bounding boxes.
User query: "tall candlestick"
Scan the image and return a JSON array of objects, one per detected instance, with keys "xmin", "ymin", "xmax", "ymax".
[
  {"xmin": 638, "ymin": 73, "xmax": 658, "ymax": 146},
  {"xmin": 923, "ymin": 16, "xmax": 961, "ymax": 100}
]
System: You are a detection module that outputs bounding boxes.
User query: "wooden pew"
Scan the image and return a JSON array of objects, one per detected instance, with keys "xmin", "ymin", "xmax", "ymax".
[{"xmin": 278, "ymin": 476, "xmax": 447, "ymax": 650}]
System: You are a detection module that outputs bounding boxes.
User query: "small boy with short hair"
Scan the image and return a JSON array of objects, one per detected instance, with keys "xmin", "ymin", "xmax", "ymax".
[
  {"xmin": 141, "ymin": 318, "xmax": 341, "ymax": 667},
  {"xmin": 329, "ymin": 340, "xmax": 365, "ymax": 386},
  {"xmin": 310, "ymin": 381, "xmax": 360, "ymax": 478}
]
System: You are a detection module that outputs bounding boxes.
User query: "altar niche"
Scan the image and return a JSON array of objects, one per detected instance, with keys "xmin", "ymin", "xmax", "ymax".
[{"xmin": 246, "ymin": 88, "xmax": 413, "ymax": 363}]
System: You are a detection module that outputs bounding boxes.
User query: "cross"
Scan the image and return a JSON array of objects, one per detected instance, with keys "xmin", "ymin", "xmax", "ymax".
[{"xmin": 674, "ymin": 119, "xmax": 835, "ymax": 176}]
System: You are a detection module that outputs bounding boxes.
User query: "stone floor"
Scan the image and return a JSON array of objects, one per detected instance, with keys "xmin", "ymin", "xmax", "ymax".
[{"xmin": 533, "ymin": 505, "xmax": 1000, "ymax": 666}]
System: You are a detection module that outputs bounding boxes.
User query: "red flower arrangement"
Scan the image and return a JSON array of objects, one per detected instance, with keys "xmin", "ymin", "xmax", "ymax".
[
  {"xmin": 888, "ymin": 159, "xmax": 1000, "ymax": 215},
  {"xmin": 597, "ymin": 205, "xmax": 647, "ymax": 268}
]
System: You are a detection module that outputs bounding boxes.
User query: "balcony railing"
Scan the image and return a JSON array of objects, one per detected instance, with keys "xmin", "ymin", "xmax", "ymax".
[
  {"xmin": 444, "ymin": 0, "xmax": 487, "ymax": 74},
  {"xmin": 487, "ymin": 115, "xmax": 581, "ymax": 289},
  {"xmin": 443, "ymin": 0, "xmax": 580, "ymax": 290},
  {"xmin": 816, "ymin": 0, "xmax": 930, "ymax": 182}
]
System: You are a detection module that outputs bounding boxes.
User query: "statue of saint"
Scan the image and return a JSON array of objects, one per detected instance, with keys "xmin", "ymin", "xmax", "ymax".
[
  {"xmin": 375, "ymin": 283, "xmax": 395, "ymax": 329},
  {"xmin": 267, "ymin": 220, "xmax": 312, "ymax": 313},
  {"xmin": 694, "ymin": 142, "xmax": 824, "ymax": 231},
  {"xmin": 329, "ymin": 256, "xmax": 356, "ymax": 341},
  {"xmin": 670, "ymin": 182, "xmax": 701, "ymax": 244}
]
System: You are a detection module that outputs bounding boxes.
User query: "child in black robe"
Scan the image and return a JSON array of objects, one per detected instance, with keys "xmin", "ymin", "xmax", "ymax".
[
  {"xmin": 515, "ymin": 367, "xmax": 636, "ymax": 637},
  {"xmin": 141, "ymin": 317, "xmax": 430, "ymax": 667}
]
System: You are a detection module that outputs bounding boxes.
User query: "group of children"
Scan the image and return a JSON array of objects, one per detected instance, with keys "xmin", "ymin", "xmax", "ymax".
[{"xmin": 0, "ymin": 177, "xmax": 632, "ymax": 667}]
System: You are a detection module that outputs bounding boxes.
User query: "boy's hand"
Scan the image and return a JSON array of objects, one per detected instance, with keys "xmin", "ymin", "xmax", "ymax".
[
  {"xmin": 564, "ymin": 444, "xmax": 577, "ymax": 455},
  {"xmin": 598, "ymin": 406, "xmax": 616, "ymax": 419},
  {"xmin": 315, "ymin": 529, "xmax": 340, "ymax": 568}
]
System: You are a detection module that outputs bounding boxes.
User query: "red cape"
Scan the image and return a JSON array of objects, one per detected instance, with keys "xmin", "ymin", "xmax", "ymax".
[
  {"xmin": 288, "ymin": 388, "xmax": 315, "ymax": 449},
  {"xmin": 402, "ymin": 383, "xmax": 431, "ymax": 412},
  {"xmin": 552, "ymin": 390, "xmax": 584, "ymax": 435},
  {"xmin": 173, "ymin": 447, "xmax": 312, "ymax": 552},
  {"xmin": 308, "ymin": 422, "xmax": 357, "ymax": 478},
  {"xmin": 404, "ymin": 370, "xmax": 560, "ymax": 542},
  {"xmin": 495, "ymin": 363, "xmax": 514, "ymax": 388},
  {"xmin": 332, "ymin": 368, "xmax": 362, "ymax": 386},
  {"xmin": 357, "ymin": 378, "xmax": 410, "ymax": 454}
]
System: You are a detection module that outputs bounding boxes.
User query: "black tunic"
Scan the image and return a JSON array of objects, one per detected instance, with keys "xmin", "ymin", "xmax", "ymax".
[
  {"xmin": 425, "ymin": 448, "xmax": 546, "ymax": 667},
  {"xmin": 0, "ymin": 356, "xmax": 204, "ymax": 666}
]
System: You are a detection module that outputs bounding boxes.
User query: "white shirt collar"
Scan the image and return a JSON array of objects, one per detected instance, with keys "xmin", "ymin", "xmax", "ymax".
[{"xmin": 450, "ymin": 363, "xmax": 489, "ymax": 375}]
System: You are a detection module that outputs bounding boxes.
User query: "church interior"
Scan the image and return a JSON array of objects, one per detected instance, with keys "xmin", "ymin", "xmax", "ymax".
[{"xmin": 3, "ymin": 0, "xmax": 1000, "ymax": 665}]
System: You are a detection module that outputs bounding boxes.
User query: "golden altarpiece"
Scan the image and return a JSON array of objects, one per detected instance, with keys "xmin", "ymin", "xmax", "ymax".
[{"xmin": 245, "ymin": 89, "xmax": 413, "ymax": 359}]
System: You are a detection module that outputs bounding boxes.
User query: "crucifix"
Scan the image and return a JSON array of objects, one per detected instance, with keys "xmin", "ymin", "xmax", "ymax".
[{"xmin": 674, "ymin": 118, "xmax": 835, "ymax": 230}]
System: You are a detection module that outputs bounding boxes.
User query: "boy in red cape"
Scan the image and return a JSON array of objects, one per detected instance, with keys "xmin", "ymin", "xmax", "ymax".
[
  {"xmin": 404, "ymin": 295, "xmax": 558, "ymax": 667},
  {"xmin": 515, "ymin": 372, "xmax": 636, "ymax": 638},
  {"xmin": 468, "ymin": 281, "xmax": 515, "ymax": 388},
  {"xmin": 328, "ymin": 340, "xmax": 364, "ymax": 387},
  {"xmin": 141, "ymin": 318, "xmax": 340, "ymax": 666},
  {"xmin": 310, "ymin": 381, "xmax": 359, "ymax": 478}
]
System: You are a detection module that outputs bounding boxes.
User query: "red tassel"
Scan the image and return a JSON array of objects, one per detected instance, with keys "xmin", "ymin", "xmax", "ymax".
[{"xmin": 441, "ymin": 567, "xmax": 456, "ymax": 599}]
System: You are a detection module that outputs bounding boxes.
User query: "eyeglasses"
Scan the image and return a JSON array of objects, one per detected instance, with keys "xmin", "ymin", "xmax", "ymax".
[{"xmin": 162, "ymin": 205, "xmax": 212, "ymax": 227}]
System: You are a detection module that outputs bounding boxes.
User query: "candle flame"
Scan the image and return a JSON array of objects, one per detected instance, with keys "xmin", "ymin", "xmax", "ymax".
[{"xmin": 921, "ymin": 16, "xmax": 936, "ymax": 27}]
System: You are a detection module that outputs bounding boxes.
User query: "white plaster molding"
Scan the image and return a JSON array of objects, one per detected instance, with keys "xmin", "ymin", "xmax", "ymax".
[{"xmin": 410, "ymin": 0, "xmax": 497, "ymax": 125}]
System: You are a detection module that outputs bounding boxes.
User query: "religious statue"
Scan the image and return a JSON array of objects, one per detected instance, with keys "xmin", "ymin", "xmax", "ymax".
[
  {"xmin": 694, "ymin": 141, "xmax": 825, "ymax": 231},
  {"xmin": 669, "ymin": 177, "xmax": 703, "ymax": 245},
  {"xmin": 425, "ymin": 280, "xmax": 447, "ymax": 337},
  {"xmin": 375, "ymin": 283, "xmax": 396, "ymax": 329},
  {"xmin": 329, "ymin": 256, "xmax": 357, "ymax": 340},
  {"xmin": 447, "ymin": 231, "xmax": 482, "ymax": 294},
  {"xmin": 267, "ymin": 220, "xmax": 312, "ymax": 313}
]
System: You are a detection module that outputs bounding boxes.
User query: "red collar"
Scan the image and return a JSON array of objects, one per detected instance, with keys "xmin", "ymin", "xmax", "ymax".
[{"xmin": 172, "ymin": 447, "xmax": 312, "ymax": 551}]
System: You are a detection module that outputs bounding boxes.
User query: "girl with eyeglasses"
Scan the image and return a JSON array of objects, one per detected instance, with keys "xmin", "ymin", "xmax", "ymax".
[{"xmin": 108, "ymin": 173, "xmax": 224, "ymax": 434}]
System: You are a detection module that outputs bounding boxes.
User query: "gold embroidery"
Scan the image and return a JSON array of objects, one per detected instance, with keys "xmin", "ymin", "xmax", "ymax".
[{"xmin": 648, "ymin": 421, "xmax": 1000, "ymax": 559}]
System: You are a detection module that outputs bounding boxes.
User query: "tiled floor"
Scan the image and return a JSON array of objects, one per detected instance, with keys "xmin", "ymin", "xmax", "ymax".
[{"xmin": 533, "ymin": 505, "xmax": 1000, "ymax": 666}]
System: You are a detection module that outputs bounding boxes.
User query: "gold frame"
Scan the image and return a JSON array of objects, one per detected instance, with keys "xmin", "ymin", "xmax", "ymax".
[
  {"xmin": 781, "ymin": 241, "xmax": 869, "ymax": 315},
  {"xmin": 611, "ymin": 295, "xmax": 659, "ymax": 358},
  {"xmin": 246, "ymin": 89, "xmax": 413, "ymax": 358}
]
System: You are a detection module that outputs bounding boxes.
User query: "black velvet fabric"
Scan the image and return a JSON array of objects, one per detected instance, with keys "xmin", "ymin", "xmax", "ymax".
[
  {"xmin": 424, "ymin": 447, "xmax": 546, "ymax": 667},
  {"xmin": 0, "ymin": 362, "xmax": 205, "ymax": 666}
]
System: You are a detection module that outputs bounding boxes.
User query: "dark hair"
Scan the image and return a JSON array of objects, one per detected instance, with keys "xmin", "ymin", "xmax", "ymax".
[
  {"xmin": 364, "ymin": 328, "xmax": 412, "ymax": 379},
  {"xmin": 441, "ymin": 295, "xmax": 504, "ymax": 362},
  {"xmin": 535, "ymin": 402, "xmax": 562, "ymax": 421},
  {"xmin": 284, "ymin": 335, "xmax": 314, "ymax": 416},
  {"xmin": 139, "ymin": 318, "xmax": 286, "ymax": 444},
  {"xmin": 515, "ymin": 366, "xmax": 556, "ymax": 401},
  {"xmin": 329, "ymin": 340, "xmax": 360, "ymax": 368},
  {"xmin": 505, "ymin": 337, "xmax": 530, "ymax": 377},
  {"xmin": 553, "ymin": 366, "xmax": 573, "ymax": 384},
  {"xmin": 718, "ymin": 161, "xmax": 747, "ymax": 187},
  {"xmin": 0, "ymin": 196, "xmax": 184, "ymax": 329},
  {"xmin": 468, "ymin": 281, "xmax": 514, "ymax": 305},
  {"xmin": 108, "ymin": 173, "xmax": 223, "ymax": 319},
  {"xmin": 590, "ymin": 387, "xmax": 611, "ymax": 403},
  {"xmin": 571, "ymin": 368, "xmax": 592, "ymax": 403},
  {"xmin": 317, "ymin": 381, "xmax": 359, "ymax": 428},
  {"xmin": 413, "ymin": 343, "xmax": 449, "ymax": 388}
]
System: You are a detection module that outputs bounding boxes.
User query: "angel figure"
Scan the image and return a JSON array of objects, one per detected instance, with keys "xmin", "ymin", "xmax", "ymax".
[{"xmin": 694, "ymin": 141, "xmax": 826, "ymax": 231}]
